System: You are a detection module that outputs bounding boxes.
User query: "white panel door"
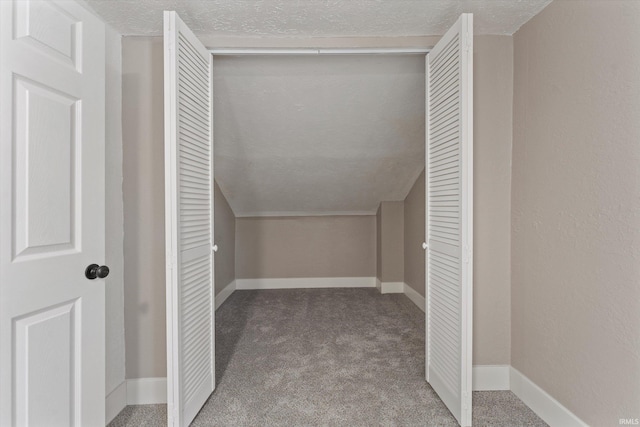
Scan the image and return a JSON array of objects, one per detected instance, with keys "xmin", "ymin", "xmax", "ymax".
[
  {"xmin": 0, "ymin": 1, "xmax": 106, "ymax": 426},
  {"xmin": 425, "ymin": 13, "xmax": 473, "ymax": 427},
  {"xmin": 164, "ymin": 11, "xmax": 215, "ymax": 427}
]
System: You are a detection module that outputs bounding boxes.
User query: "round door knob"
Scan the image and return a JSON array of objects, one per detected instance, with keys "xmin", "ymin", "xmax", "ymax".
[{"xmin": 85, "ymin": 264, "xmax": 110, "ymax": 280}]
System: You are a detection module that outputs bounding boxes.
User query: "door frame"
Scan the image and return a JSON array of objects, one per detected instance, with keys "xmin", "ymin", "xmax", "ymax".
[{"xmin": 164, "ymin": 20, "xmax": 473, "ymax": 426}]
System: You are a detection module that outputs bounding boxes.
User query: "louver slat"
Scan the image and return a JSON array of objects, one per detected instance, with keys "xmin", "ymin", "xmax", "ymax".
[
  {"xmin": 165, "ymin": 11, "xmax": 215, "ymax": 427},
  {"xmin": 426, "ymin": 13, "xmax": 473, "ymax": 427}
]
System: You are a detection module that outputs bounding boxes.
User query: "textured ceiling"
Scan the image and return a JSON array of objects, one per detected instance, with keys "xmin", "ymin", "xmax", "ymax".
[
  {"xmin": 86, "ymin": 0, "xmax": 551, "ymax": 38},
  {"xmin": 90, "ymin": 0, "xmax": 552, "ymax": 216},
  {"xmin": 212, "ymin": 55, "xmax": 425, "ymax": 216}
]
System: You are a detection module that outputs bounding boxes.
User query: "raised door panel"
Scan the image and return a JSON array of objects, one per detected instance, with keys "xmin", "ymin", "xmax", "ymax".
[
  {"xmin": 14, "ymin": 0, "xmax": 82, "ymax": 70},
  {"xmin": 13, "ymin": 76, "xmax": 80, "ymax": 260},
  {"xmin": 14, "ymin": 300, "xmax": 81, "ymax": 426},
  {"xmin": 0, "ymin": 1, "xmax": 106, "ymax": 425}
]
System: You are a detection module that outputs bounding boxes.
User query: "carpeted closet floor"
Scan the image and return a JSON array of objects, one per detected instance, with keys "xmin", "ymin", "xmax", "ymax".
[{"xmin": 109, "ymin": 288, "xmax": 547, "ymax": 426}]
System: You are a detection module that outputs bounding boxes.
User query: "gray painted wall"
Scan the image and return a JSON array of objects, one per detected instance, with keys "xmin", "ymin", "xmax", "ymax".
[
  {"xmin": 401, "ymin": 36, "xmax": 514, "ymax": 365},
  {"xmin": 403, "ymin": 169, "xmax": 425, "ymax": 297},
  {"xmin": 122, "ymin": 36, "xmax": 238, "ymax": 379},
  {"xmin": 471, "ymin": 36, "xmax": 513, "ymax": 365},
  {"xmin": 122, "ymin": 36, "xmax": 166, "ymax": 379},
  {"xmin": 512, "ymin": 1, "xmax": 640, "ymax": 424},
  {"xmin": 377, "ymin": 202, "xmax": 404, "ymax": 283},
  {"xmin": 105, "ymin": 25, "xmax": 125, "ymax": 395},
  {"xmin": 236, "ymin": 216, "xmax": 376, "ymax": 279},
  {"xmin": 214, "ymin": 182, "xmax": 236, "ymax": 295}
]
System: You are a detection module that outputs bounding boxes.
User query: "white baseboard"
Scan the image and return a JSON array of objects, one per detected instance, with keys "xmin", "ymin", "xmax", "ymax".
[
  {"xmin": 121, "ymin": 281, "xmax": 585, "ymax": 427},
  {"xmin": 119, "ymin": 372, "xmax": 585, "ymax": 427},
  {"xmin": 510, "ymin": 367, "xmax": 587, "ymax": 427},
  {"xmin": 398, "ymin": 285, "xmax": 585, "ymax": 423},
  {"xmin": 472, "ymin": 365, "xmax": 510, "ymax": 391},
  {"xmin": 380, "ymin": 282, "xmax": 404, "ymax": 294},
  {"xmin": 376, "ymin": 278, "xmax": 382, "ymax": 292},
  {"xmin": 105, "ymin": 381, "xmax": 127, "ymax": 424},
  {"xmin": 126, "ymin": 377, "xmax": 167, "ymax": 405},
  {"xmin": 215, "ymin": 280, "xmax": 236, "ymax": 310},
  {"xmin": 235, "ymin": 277, "xmax": 376, "ymax": 290},
  {"xmin": 403, "ymin": 283, "xmax": 425, "ymax": 312}
]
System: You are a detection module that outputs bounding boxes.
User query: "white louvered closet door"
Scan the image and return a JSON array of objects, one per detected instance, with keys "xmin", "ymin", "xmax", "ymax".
[
  {"xmin": 164, "ymin": 11, "xmax": 215, "ymax": 427},
  {"xmin": 426, "ymin": 13, "xmax": 473, "ymax": 427}
]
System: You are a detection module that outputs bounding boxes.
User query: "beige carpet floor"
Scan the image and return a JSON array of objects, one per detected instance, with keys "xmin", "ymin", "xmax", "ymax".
[{"xmin": 110, "ymin": 288, "xmax": 547, "ymax": 426}]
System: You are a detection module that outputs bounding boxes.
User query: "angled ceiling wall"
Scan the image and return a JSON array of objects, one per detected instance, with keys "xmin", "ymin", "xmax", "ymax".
[
  {"xmin": 212, "ymin": 54, "xmax": 426, "ymax": 216},
  {"xmin": 87, "ymin": 0, "xmax": 550, "ymax": 216}
]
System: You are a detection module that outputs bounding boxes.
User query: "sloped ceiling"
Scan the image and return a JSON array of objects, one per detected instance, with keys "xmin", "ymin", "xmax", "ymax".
[
  {"xmin": 212, "ymin": 55, "xmax": 425, "ymax": 216},
  {"xmin": 87, "ymin": 0, "xmax": 551, "ymax": 37},
  {"xmin": 87, "ymin": 0, "xmax": 551, "ymax": 216}
]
